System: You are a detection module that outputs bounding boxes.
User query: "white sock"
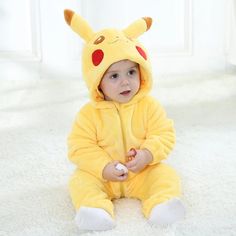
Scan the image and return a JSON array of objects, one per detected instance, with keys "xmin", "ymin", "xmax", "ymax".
[
  {"xmin": 148, "ymin": 198, "xmax": 185, "ymax": 226},
  {"xmin": 75, "ymin": 207, "xmax": 116, "ymax": 231}
]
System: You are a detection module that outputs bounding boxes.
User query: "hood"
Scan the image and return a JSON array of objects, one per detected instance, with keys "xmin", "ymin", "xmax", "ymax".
[{"xmin": 64, "ymin": 10, "xmax": 153, "ymax": 104}]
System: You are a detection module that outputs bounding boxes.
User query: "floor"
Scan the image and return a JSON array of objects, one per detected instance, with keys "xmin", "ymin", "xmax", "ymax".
[{"xmin": 0, "ymin": 72, "xmax": 236, "ymax": 236}]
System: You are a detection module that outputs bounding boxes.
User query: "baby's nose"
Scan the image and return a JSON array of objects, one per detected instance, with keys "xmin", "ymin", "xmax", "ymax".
[{"xmin": 120, "ymin": 77, "xmax": 129, "ymax": 85}]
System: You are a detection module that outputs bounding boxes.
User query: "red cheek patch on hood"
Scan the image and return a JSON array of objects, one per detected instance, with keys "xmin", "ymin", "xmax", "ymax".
[
  {"xmin": 136, "ymin": 46, "xmax": 147, "ymax": 60},
  {"xmin": 92, "ymin": 49, "xmax": 104, "ymax": 66}
]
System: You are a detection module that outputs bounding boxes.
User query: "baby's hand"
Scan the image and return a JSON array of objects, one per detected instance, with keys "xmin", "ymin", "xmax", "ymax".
[
  {"xmin": 125, "ymin": 149, "xmax": 153, "ymax": 173},
  {"xmin": 102, "ymin": 161, "xmax": 128, "ymax": 182}
]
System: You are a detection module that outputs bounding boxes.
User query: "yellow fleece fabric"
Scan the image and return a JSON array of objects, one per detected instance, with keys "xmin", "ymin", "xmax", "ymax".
[{"xmin": 65, "ymin": 9, "xmax": 181, "ymax": 218}]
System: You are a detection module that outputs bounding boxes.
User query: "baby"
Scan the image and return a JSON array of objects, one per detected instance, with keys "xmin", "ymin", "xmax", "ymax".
[{"xmin": 65, "ymin": 9, "xmax": 185, "ymax": 231}]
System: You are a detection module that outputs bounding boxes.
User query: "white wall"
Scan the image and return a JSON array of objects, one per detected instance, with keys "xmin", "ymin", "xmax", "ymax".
[{"xmin": 0, "ymin": 0, "xmax": 232, "ymax": 79}]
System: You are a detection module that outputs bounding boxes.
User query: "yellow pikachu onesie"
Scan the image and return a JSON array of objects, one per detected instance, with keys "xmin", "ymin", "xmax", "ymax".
[{"xmin": 64, "ymin": 9, "xmax": 184, "ymax": 227}]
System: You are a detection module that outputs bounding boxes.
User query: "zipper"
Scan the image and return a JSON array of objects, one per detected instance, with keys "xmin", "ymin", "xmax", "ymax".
[
  {"xmin": 114, "ymin": 104, "xmax": 126, "ymax": 197},
  {"xmin": 114, "ymin": 104, "xmax": 127, "ymax": 162}
]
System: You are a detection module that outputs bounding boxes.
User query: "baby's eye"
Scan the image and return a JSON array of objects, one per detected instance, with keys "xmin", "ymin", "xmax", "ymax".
[
  {"xmin": 128, "ymin": 69, "xmax": 136, "ymax": 76},
  {"xmin": 110, "ymin": 73, "xmax": 119, "ymax": 79}
]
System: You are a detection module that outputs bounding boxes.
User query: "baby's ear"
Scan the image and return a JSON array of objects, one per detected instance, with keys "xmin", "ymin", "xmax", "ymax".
[
  {"xmin": 123, "ymin": 17, "xmax": 152, "ymax": 39},
  {"xmin": 64, "ymin": 9, "xmax": 94, "ymax": 42}
]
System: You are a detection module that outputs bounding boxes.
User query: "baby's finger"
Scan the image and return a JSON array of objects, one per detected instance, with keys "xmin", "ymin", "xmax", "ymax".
[
  {"xmin": 125, "ymin": 159, "xmax": 137, "ymax": 168},
  {"xmin": 117, "ymin": 173, "xmax": 128, "ymax": 181},
  {"xmin": 126, "ymin": 148, "xmax": 137, "ymax": 157},
  {"xmin": 114, "ymin": 168, "xmax": 125, "ymax": 176},
  {"xmin": 127, "ymin": 166, "xmax": 139, "ymax": 173},
  {"xmin": 126, "ymin": 151, "xmax": 134, "ymax": 157}
]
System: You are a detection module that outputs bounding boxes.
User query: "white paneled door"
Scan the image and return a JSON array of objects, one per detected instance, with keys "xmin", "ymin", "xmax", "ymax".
[{"xmin": 0, "ymin": 0, "xmax": 41, "ymax": 60}]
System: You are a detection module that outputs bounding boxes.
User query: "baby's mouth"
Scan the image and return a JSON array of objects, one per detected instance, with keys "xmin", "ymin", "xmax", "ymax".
[{"xmin": 120, "ymin": 90, "xmax": 131, "ymax": 95}]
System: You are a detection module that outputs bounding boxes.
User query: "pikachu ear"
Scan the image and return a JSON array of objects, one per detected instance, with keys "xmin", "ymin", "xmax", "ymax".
[
  {"xmin": 123, "ymin": 17, "xmax": 152, "ymax": 39},
  {"xmin": 64, "ymin": 9, "xmax": 94, "ymax": 42}
]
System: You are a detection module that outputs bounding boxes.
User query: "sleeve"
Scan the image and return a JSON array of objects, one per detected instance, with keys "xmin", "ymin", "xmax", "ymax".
[
  {"xmin": 67, "ymin": 108, "xmax": 112, "ymax": 181},
  {"xmin": 140, "ymin": 99, "xmax": 176, "ymax": 165}
]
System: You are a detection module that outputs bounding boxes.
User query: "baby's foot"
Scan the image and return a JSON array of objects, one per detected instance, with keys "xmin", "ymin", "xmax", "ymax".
[
  {"xmin": 148, "ymin": 198, "xmax": 185, "ymax": 225},
  {"xmin": 75, "ymin": 207, "xmax": 115, "ymax": 231}
]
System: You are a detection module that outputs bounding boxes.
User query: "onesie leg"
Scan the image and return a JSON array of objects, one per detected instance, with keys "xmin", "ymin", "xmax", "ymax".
[
  {"xmin": 127, "ymin": 163, "xmax": 183, "ymax": 220},
  {"xmin": 69, "ymin": 170, "xmax": 115, "ymax": 230},
  {"xmin": 142, "ymin": 164, "xmax": 185, "ymax": 225}
]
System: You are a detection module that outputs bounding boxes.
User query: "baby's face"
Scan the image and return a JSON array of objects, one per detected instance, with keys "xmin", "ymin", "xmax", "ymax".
[{"xmin": 99, "ymin": 60, "xmax": 140, "ymax": 103}]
